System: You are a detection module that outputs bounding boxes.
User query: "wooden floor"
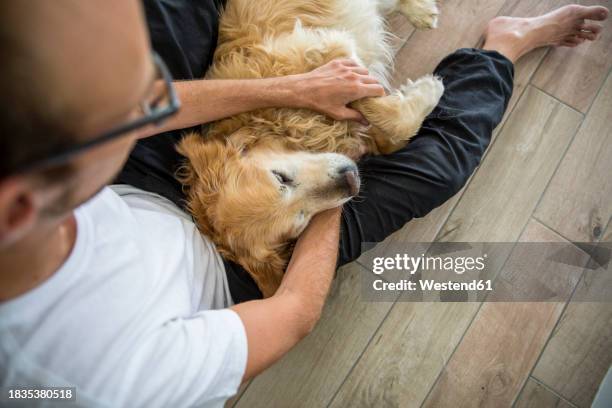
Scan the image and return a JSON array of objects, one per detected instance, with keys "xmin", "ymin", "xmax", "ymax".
[{"xmin": 228, "ymin": 1, "xmax": 612, "ymax": 407}]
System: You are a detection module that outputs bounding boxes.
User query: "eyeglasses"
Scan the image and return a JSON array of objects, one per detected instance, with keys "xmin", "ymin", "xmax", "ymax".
[{"xmin": 11, "ymin": 52, "xmax": 180, "ymax": 175}]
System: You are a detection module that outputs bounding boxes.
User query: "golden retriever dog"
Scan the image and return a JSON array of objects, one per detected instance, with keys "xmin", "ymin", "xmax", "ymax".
[{"xmin": 178, "ymin": 0, "xmax": 444, "ymax": 297}]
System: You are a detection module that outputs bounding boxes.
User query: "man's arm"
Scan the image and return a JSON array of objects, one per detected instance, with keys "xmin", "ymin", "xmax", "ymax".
[
  {"xmin": 139, "ymin": 59, "xmax": 385, "ymax": 138},
  {"xmin": 230, "ymin": 207, "xmax": 341, "ymax": 381}
]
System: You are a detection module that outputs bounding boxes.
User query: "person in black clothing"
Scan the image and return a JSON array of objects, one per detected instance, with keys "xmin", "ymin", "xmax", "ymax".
[{"xmin": 118, "ymin": 1, "xmax": 609, "ymax": 302}]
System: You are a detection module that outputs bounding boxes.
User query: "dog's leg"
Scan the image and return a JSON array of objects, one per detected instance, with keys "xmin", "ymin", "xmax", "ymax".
[
  {"xmin": 351, "ymin": 75, "xmax": 444, "ymax": 155},
  {"xmin": 376, "ymin": 0, "xmax": 403, "ymax": 16},
  {"xmin": 397, "ymin": 0, "xmax": 439, "ymax": 29}
]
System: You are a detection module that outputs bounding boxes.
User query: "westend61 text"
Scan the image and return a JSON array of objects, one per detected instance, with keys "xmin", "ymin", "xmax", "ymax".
[{"xmin": 372, "ymin": 279, "xmax": 493, "ymax": 292}]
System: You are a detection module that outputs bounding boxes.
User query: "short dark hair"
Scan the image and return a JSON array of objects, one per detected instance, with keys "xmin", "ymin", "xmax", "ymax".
[{"xmin": 0, "ymin": 22, "xmax": 77, "ymax": 179}]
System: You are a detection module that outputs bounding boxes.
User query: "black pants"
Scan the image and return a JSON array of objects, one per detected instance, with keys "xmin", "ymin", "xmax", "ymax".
[{"xmin": 117, "ymin": 1, "xmax": 514, "ymax": 303}]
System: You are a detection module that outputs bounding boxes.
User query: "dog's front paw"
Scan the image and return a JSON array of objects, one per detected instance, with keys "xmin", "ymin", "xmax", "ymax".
[
  {"xmin": 399, "ymin": 0, "xmax": 439, "ymax": 29},
  {"xmin": 399, "ymin": 75, "xmax": 444, "ymax": 110},
  {"xmin": 352, "ymin": 74, "xmax": 444, "ymax": 154}
]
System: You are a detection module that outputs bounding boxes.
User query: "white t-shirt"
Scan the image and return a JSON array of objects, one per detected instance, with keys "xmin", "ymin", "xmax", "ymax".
[{"xmin": 0, "ymin": 186, "xmax": 247, "ymax": 407}]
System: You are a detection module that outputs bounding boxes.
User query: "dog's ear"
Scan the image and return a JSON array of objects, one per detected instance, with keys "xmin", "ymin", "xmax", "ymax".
[
  {"xmin": 176, "ymin": 133, "xmax": 241, "ymax": 237},
  {"xmin": 177, "ymin": 133, "xmax": 240, "ymax": 190}
]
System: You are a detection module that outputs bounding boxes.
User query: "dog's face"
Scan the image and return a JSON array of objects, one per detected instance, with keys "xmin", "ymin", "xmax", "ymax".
[
  {"xmin": 178, "ymin": 133, "xmax": 359, "ymax": 267},
  {"xmin": 245, "ymin": 147, "xmax": 359, "ymax": 233}
]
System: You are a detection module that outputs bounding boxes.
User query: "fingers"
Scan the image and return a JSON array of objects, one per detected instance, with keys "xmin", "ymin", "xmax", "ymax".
[
  {"xmin": 333, "ymin": 107, "xmax": 368, "ymax": 125},
  {"xmin": 330, "ymin": 58, "xmax": 385, "ymax": 96},
  {"xmin": 334, "ymin": 58, "xmax": 360, "ymax": 67},
  {"xmin": 360, "ymin": 83, "xmax": 386, "ymax": 98},
  {"xmin": 351, "ymin": 66, "xmax": 370, "ymax": 75},
  {"xmin": 350, "ymin": 69, "xmax": 384, "ymax": 91},
  {"xmin": 334, "ymin": 60, "xmax": 369, "ymax": 76},
  {"xmin": 318, "ymin": 58, "xmax": 385, "ymax": 122},
  {"xmin": 329, "ymin": 58, "xmax": 384, "ymax": 84},
  {"xmin": 359, "ymin": 75, "xmax": 381, "ymax": 85},
  {"xmin": 331, "ymin": 59, "xmax": 370, "ymax": 75}
]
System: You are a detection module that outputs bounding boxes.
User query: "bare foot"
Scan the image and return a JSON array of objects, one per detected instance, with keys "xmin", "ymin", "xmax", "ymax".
[{"xmin": 483, "ymin": 4, "xmax": 609, "ymax": 62}]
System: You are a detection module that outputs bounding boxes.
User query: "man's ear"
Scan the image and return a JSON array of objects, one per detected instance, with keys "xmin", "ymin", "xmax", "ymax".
[{"xmin": 0, "ymin": 177, "xmax": 37, "ymax": 247}]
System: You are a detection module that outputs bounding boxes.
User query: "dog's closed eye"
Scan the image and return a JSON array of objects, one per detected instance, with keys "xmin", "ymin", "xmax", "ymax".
[{"xmin": 272, "ymin": 170, "xmax": 294, "ymax": 186}]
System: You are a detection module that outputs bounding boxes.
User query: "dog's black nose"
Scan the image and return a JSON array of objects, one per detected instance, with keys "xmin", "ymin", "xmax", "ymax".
[
  {"xmin": 336, "ymin": 164, "xmax": 360, "ymax": 196},
  {"xmin": 337, "ymin": 164, "xmax": 358, "ymax": 175}
]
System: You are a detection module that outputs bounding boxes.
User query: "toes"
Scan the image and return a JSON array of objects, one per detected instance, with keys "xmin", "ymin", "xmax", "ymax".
[
  {"xmin": 400, "ymin": 1, "xmax": 440, "ymax": 30},
  {"xmin": 577, "ymin": 22, "xmax": 603, "ymax": 35},
  {"xmin": 574, "ymin": 21, "xmax": 602, "ymax": 41},
  {"xmin": 560, "ymin": 41, "xmax": 579, "ymax": 48},
  {"xmin": 408, "ymin": 11, "xmax": 439, "ymax": 30},
  {"xmin": 561, "ymin": 35, "xmax": 586, "ymax": 47},
  {"xmin": 399, "ymin": 75, "xmax": 444, "ymax": 104},
  {"xmin": 414, "ymin": 75, "xmax": 445, "ymax": 103},
  {"xmin": 576, "ymin": 30, "xmax": 598, "ymax": 41},
  {"xmin": 575, "ymin": 5, "xmax": 609, "ymax": 22}
]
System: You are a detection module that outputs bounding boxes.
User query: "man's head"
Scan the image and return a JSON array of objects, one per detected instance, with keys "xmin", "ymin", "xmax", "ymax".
[{"xmin": 0, "ymin": 0, "xmax": 155, "ymax": 247}]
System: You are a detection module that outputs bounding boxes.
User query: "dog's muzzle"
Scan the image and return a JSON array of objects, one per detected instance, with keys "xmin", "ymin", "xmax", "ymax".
[{"xmin": 336, "ymin": 164, "xmax": 360, "ymax": 196}]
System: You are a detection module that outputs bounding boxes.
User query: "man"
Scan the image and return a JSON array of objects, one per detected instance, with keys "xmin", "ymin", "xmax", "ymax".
[{"xmin": 0, "ymin": 0, "xmax": 607, "ymax": 406}]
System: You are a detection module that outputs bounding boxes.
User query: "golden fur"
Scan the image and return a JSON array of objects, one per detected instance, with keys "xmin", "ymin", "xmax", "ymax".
[{"xmin": 178, "ymin": 0, "xmax": 443, "ymax": 297}]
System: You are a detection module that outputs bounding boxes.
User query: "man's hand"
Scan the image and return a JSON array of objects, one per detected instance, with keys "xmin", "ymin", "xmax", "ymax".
[{"xmin": 289, "ymin": 59, "xmax": 386, "ymax": 124}]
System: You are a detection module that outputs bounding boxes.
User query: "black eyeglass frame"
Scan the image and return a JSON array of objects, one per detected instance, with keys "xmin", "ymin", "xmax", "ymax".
[{"xmin": 10, "ymin": 52, "xmax": 180, "ymax": 176}]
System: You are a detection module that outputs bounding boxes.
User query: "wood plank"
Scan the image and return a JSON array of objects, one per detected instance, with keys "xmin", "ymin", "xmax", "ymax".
[
  {"xmin": 421, "ymin": 219, "xmax": 588, "ymax": 408},
  {"xmin": 498, "ymin": 0, "xmax": 572, "ymax": 18},
  {"xmin": 532, "ymin": 302, "xmax": 612, "ymax": 407},
  {"xmin": 534, "ymin": 71, "xmax": 612, "ymax": 242},
  {"xmin": 532, "ymin": 225, "xmax": 612, "ymax": 408},
  {"xmin": 421, "ymin": 301, "xmax": 559, "ymax": 408},
  {"xmin": 225, "ymin": 382, "xmax": 250, "ymax": 407},
  {"xmin": 234, "ymin": 262, "xmax": 395, "ymax": 408},
  {"xmin": 514, "ymin": 378, "xmax": 574, "ymax": 408},
  {"xmin": 391, "ymin": 0, "xmax": 507, "ymax": 86},
  {"xmin": 498, "ymin": 0, "xmax": 573, "ymax": 18},
  {"xmin": 329, "ymin": 302, "xmax": 478, "ymax": 408},
  {"xmin": 487, "ymin": 228, "xmax": 586, "ymax": 304},
  {"xmin": 496, "ymin": 48, "xmax": 549, "ymax": 134},
  {"xmin": 531, "ymin": 0, "xmax": 612, "ymax": 112},
  {"xmin": 387, "ymin": 12, "xmax": 415, "ymax": 55},
  {"xmin": 436, "ymin": 86, "xmax": 582, "ymax": 243}
]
